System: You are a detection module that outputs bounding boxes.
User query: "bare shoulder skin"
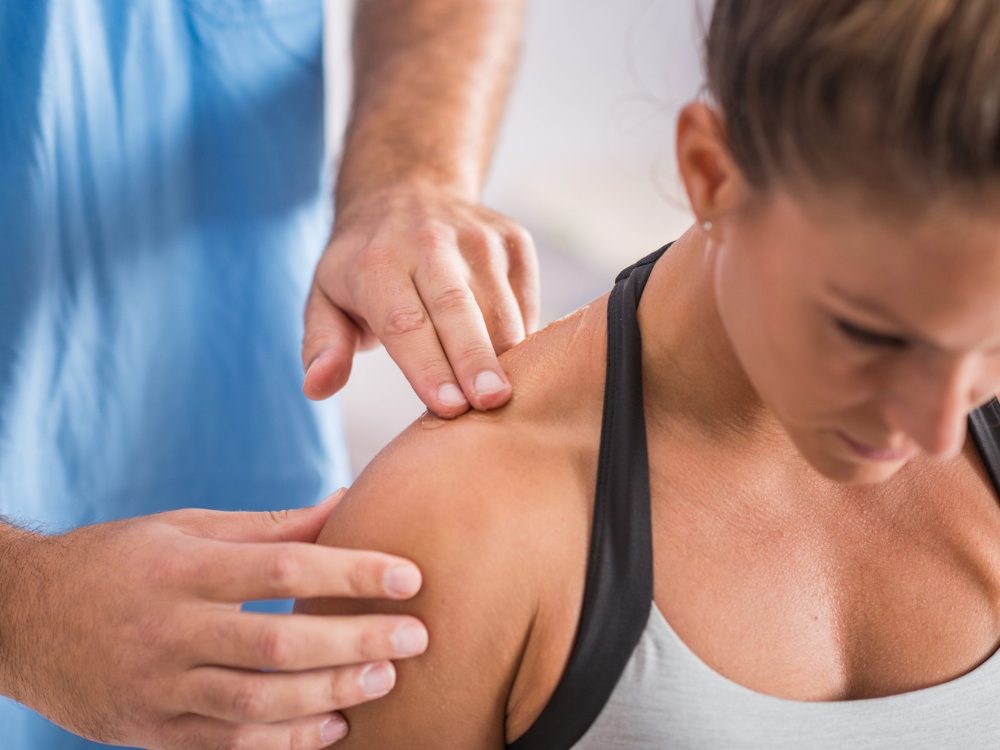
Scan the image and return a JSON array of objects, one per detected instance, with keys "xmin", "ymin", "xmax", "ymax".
[{"xmin": 297, "ymin": 299, "xmax": 610, "ymax": 748}]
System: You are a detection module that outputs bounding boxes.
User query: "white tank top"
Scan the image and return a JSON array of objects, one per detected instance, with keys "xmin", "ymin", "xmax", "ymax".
[{"xmin": 575, "ymin": 604, "xmax": 1000, "ymax": 749}]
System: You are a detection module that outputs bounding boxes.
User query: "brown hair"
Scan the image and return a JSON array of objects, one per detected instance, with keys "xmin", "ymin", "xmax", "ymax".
[{"xmin": 705, "ymin": 0, "xmax": 1000, "ymax": 206}]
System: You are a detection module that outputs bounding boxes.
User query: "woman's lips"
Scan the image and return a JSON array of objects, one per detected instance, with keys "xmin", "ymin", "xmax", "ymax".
[{"xmin": 836, "ymin": 431, "xmax": 917, "ymax": 462}]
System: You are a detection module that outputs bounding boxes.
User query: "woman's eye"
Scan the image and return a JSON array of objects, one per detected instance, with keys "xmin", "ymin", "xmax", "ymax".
[{"xmin": 835, "ymin": 319, "xmax": 908, "ymax": 349}]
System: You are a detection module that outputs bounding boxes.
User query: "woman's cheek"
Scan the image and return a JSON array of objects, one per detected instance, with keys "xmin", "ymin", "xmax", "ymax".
[{"xmin": 805, "ymin": 325, "xmax": 877, "ymax": 411}]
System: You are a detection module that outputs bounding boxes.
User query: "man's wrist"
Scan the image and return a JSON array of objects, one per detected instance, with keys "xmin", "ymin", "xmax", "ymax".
[
  {"xmin": 334, "ymin": 173, "xmax": 479, "ymax": 219},
  {"xmin": 332, "ymin": 178, "xmax": 483, "ymax": 233}
]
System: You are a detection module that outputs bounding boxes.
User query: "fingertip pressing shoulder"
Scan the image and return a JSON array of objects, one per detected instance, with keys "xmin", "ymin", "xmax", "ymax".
[
  {"xmin": 320, "ymin": 296, "xmax": 609, "ymax": 563},
  {"xmin": 406, "ymin": 295, "xmax": 608, "ymax": 435}
]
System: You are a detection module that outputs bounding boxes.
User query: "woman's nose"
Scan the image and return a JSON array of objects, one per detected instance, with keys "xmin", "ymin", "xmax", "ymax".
[{"xmin": 883, "ymin": 357, "xmax": 976, "ymax": 459}]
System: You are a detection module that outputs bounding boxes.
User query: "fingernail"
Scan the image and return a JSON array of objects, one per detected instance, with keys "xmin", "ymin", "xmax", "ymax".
[
  {"xmin": 305, "ymin": 356, "xmax": 322, "ymax": 379},
  {"xmin": 306, "ymin": 348, "xmax": 334, "ymax": 377},
  {"xmin": 384, "ymin": 564, "xmax": 422, "ymax": 597},
  {"xmin": 437, "ymin": 383, "xmax": 467, "ymax": 407},
  {"xmin": 391, "ymin": 622, "xmax": 429, "ymax": 657},
  {"xmin": 321, "ymin": 714, "xmax": 348, "ymax": 743},
  {"xmin": 361, "ymin": 661, "xmax": 396, "ymax": 696},
  {"xmin": 474, "ymin": 370, "xmax": 506, "ymax": 395}
]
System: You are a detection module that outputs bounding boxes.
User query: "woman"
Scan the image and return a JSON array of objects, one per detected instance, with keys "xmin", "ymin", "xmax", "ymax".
[{"xmin": 299, "ymin": 1, "xmax": 1000, "ymax": 746}]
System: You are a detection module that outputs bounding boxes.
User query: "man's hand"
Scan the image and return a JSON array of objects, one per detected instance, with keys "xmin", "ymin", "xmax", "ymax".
[
  {"xmin": 0, "ymin": 490, "xmax": 427, "ymax": 749},
  {"xmin": 301, "ymin": 0, "xmax": 533, "ymax": 416},
  {"xmin": 302, "ymin": 183, "xmax": 539, "ymax": 417}
]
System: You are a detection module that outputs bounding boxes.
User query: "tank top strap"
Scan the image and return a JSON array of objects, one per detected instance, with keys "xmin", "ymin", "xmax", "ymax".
[
  {"xmin": 508, "ymin": 243, "xmax": 670, "ymax": 750},
  {"xmin": 970, "ymin": 397, "xmax": 1000, "ymax": 497}
]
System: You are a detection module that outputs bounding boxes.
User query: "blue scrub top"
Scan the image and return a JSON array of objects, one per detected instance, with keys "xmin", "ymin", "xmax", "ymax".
[{"xmin": 0, "ymin": 1, "xmax": 349, "ymax": 745}]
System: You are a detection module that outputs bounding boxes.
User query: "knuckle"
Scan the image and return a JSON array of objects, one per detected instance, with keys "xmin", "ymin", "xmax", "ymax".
[
  {"xmin": 507, "ymin": 225, "xmax": 536, "ymax": 254},
  {"xmin": 382, "ymin": 305, "xmax": 428, "ymax": 336},
  {"xmin": 258, "ymin": 625, "xmax": 296, "ymax": 668},
  {"xmin": 324, "ymin": 669, "xmax": 358, "ymax": 708},
  {"xmin": 228, "ymin": 681, "xmax": 268, "ymax": 722},
  {"xmin": 263, "ymin": 552, "xmax": 302, "ymax": 595},
  {"xmin": 131, "ymin": 614, "xmax": 167, "ymax": 650},
  {"xmin": 355, "ymin": 245, "xmax": 392, "ymax": 276},
  {"xmin": 457, "ymin": 341, "xmax": 498, "ymax": 364},
  {"xmin": 412, "ymin": 357, "xmax": 452, "ymax": 385},
  {"xmin": 430, "ymin": 285, "xmax": 475, "ymax": 315},
  {"xmin": 344, "ymin": 557, "xmax": 378, "ymax": 598},
  {"xmin": 147, "ymin": 554, "xmax": 186, "ymax": 588},
  {"xmin": 209, "ymin": 613, "xmax": 241, "ymax": 649},
  {"xmin": 414, "ymin": 223, "xmax": 453, "ymax": 254}
]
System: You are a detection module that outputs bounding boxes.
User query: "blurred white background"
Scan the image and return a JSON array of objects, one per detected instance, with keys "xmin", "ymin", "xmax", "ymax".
[{"xmin": 323, "ymin": 1, "xmax": 705, "ymax": 475}]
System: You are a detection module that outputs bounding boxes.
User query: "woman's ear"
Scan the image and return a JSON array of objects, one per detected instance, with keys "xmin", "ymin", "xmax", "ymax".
[{"xmin": 676, "ymin": 102, "xmax": 747, "ymax": 232}]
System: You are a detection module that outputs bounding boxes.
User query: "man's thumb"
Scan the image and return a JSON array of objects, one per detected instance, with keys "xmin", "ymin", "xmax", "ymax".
[
  {"xmin": 302, "ymin": 281, "xmax": 360, "ymax": 401},
  {"xmin": 188, "ymin": 488, "xmax": 349, "ymax": 544}
]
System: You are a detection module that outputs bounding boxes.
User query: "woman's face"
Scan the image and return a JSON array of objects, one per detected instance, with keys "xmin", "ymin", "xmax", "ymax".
[{"xmin": 712, "ymin": 191, "xmax": 1000, "ymax": 483}]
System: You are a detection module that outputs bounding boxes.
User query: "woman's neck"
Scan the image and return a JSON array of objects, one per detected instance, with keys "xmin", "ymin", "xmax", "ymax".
[{"xmin": 637, "ymin": 228, "xmax": 796, "ymax": 457}]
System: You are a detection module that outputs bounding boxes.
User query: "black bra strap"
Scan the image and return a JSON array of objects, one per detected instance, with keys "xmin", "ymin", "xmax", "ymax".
[
  {"xmin": 508, "ymin": 245, "xmax": 669, "ymax": 750},
  {"xmin": 969, "ymin": 397, "xmax": 1000, "ymax": 497}
]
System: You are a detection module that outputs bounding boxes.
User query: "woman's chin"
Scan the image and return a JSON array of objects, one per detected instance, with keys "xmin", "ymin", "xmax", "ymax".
[{"xmin": 806, "ymin": 445, "xmax": 912, "ymax": 485}]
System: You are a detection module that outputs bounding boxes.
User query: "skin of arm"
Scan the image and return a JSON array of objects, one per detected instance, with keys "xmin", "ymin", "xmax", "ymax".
[
  {"xmin": 338, "ymin": 0, "xmax": 523, "ymax": 208},
  {"xmin": 0, "ymin": 522, "xmax": 38, "ymax": 701},
  {"xmin": 297, "ymin": 305, "xmax": 609, "ymax": 748},
  {"xmin": 302, "ymin": 0, "xmax": 541, "ymax": 418}
]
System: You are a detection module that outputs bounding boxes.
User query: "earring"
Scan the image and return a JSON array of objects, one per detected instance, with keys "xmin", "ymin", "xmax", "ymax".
[{"xmin": 702, "ymin": 219, "xmax": 714, "ymax": 232}]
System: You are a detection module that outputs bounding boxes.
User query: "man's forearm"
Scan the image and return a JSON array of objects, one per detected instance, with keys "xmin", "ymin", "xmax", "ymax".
[
  {"xmin": 0, "ymin": 520, "xmax": 40, "ymax": 702},
  {"xmin": 337, "ymin": 0, "xmax": 526, "ymax": 209}
]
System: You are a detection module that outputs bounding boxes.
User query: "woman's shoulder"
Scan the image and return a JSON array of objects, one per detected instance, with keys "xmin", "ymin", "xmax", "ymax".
[
  {"xmin": 323, "ymin": 295, "xmax": 609, "ymax": 586},
  {"xmin": 350, "ymin": 292, "xmax": 610, "ymax": 516},
  {"xmin": 302, "ymin": 297, "xmax": 609, "ymax": 747}
]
